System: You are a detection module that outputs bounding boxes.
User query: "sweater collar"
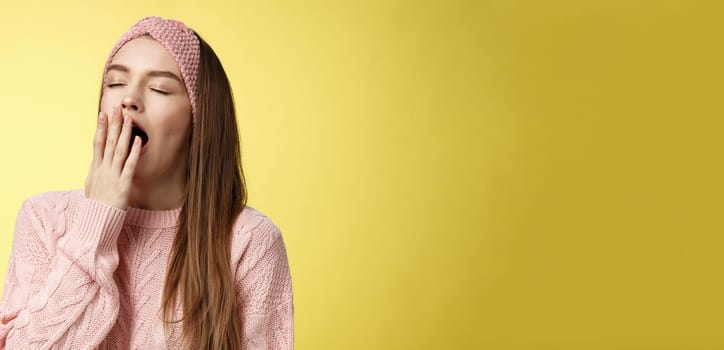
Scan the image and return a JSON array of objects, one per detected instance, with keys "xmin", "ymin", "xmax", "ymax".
[{"xmin": 125, "ymin": 205, "xmax": 182, "ymax": 228}]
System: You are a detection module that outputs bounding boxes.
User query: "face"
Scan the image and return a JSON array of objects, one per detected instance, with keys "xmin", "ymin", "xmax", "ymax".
[{"xmin": 100, "ymin": 35, "xmax": 192, "ymax": 184}]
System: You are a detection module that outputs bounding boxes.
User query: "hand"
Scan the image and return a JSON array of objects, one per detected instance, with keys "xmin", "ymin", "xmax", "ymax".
[{"xmin": 84, "ymin": 106, "xmax": 142, "ymax": 210}]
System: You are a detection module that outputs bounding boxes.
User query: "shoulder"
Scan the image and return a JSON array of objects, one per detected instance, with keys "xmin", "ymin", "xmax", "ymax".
[
  {"xmin": 23, "ymin": 188, "xmax": 84, "ymax": 205},
  {"xmin": 15, "ymin": 189, "xmax": 84, "ymax": 236},
  {"xmin": 10, "ymin": 189, "xmax": 84, "ymax": 258},
  {"xmin": 18, "ymin": 189, "xmax": 83, "ymax": 219},
  {"xmin": 230, "ymin": 205, "xmax": 286, "ymax": 276},
  {"xmin": 233, "ymin": 205, "xmax": 283, "ymax": 245}
]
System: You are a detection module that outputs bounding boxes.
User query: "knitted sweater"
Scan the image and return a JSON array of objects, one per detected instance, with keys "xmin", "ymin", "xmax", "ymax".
[{"xmin": 0, "ymin": 190, "xmax": 294, "ymax": 349}]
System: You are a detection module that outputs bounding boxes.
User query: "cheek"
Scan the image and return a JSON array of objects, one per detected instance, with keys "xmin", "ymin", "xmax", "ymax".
[
  {"xmin": 99, "ymin": 91, "xmax": 121, "ymax": 112},
  {"xmin": 99, "ymin": 94, "xmax": 109, "ymax": 111},
  {"xmin": 153, "ymin": 101, "xmax": 192, "ymax": 131},
  {"xmin": 153, "ymin": 112, "xmax": 191, "ymax": 143}
]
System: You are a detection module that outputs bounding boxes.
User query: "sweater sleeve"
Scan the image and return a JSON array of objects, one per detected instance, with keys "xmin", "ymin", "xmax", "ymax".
[
  {"xmin": 237, "ymin": 221, "xmax": 294, "ymax": 350},
  {"xmin": 0, "ymin": 195, "xmax": 125, "ymax": 350}
]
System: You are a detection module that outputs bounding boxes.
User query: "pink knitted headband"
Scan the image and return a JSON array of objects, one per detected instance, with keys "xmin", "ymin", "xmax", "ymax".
[{"xmin": 103, "ymin": 16, "xmax": 201, "ymax": 123}]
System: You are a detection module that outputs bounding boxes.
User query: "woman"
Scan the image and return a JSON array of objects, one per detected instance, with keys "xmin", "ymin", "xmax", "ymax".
[{"xmin": 0, "ymin": 16, "xmax": 294, "ymax": 349}]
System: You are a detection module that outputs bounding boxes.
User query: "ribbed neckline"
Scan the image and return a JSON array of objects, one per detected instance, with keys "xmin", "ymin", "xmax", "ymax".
[{"xmin": 125, "ymin": 205, "xmax": 182, "ymax": 228}]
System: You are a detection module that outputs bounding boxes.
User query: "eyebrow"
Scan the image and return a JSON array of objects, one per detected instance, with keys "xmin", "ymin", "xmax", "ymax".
[{"xmin": 106, "ymin": 64, "xmax": 183, "ymax": 84}]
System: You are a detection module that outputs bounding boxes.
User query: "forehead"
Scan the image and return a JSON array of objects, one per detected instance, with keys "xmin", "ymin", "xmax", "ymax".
[{"xmin": 109, "ymin": 35, "xmax": 182, "ymax": 76}]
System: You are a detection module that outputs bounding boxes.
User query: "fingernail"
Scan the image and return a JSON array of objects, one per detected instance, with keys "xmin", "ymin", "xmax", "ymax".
[{"xmin": 98, "ymin": 112, "xmax": 104, "ymax": 121}]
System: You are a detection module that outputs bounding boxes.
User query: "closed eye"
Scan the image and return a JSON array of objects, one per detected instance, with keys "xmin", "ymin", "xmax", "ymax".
[{"xmin": 106, "ymin": 83, "xmax": 169, "ymax": 95}]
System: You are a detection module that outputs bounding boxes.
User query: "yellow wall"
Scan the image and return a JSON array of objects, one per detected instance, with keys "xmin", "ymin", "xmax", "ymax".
[{"xmin": 1, "ymin": 0, "xmax": 722, "ymax": 348}]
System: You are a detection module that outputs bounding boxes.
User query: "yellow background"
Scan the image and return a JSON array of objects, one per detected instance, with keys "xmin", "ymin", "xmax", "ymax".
[{"xmin": 1, "ymin": 0, "xmax": 722, "ymax": 349}]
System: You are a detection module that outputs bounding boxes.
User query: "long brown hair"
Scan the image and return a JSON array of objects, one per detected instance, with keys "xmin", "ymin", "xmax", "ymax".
[
  {"xmin": 163, "ymin": 30, "xmax": 247, "ymax": 349},
  {"xmin": 98, "ymin": 30, "xmax": 247, "ymax": 349}
]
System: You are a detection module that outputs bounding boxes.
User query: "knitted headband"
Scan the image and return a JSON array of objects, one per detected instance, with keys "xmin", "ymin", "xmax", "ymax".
[{"xmin": 103, "ymin": 16, "xmax": 201, "ymax": 123}]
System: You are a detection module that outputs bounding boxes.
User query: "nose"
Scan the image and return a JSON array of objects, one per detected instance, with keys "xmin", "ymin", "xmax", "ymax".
[{"xmin": 121, "ymin": 95, "xmax": 143, "ymax": 114}]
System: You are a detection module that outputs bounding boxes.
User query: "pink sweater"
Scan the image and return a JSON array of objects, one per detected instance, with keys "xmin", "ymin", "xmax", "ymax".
[{"xmin": 0, "ymin": 190, "xmax": 294, "ymax": 349}]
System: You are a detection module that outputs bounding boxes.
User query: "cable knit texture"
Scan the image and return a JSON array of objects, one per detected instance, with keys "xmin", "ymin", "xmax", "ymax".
[
  {"xmin": 103, "ymin": 16, "xmax": 200, "ymax": 123},
  {"xmin": 0, "ymin": 190, "xmax": 294, "ymax": 349}
]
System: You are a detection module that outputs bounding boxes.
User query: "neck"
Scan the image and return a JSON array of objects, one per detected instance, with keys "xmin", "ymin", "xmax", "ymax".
[{"xmin": 128, "ymin": 171, "xmax": 186, "ymax": 210}]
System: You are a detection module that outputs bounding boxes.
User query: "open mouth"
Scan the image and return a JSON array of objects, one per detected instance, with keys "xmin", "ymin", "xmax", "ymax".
[{"xmin": 130, "ymin": 124, "xmax": 149, "ymax": 150}]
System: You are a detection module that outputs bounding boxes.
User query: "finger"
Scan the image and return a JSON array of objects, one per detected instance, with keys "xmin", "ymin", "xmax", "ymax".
[
  {"xmin": 120, "ymin": 136, "xmax": 142, "ymax": 182},
  {"xmin": 112, "ymin": 113, "xmax": 133, "ymax": 171},
  {"xmin": 93, "ymin": 111, "xmax": 107, "ymax": 165},
  {"xmin": 103, "ymin": 107, "xmax": 122, "ymax": 163}
]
